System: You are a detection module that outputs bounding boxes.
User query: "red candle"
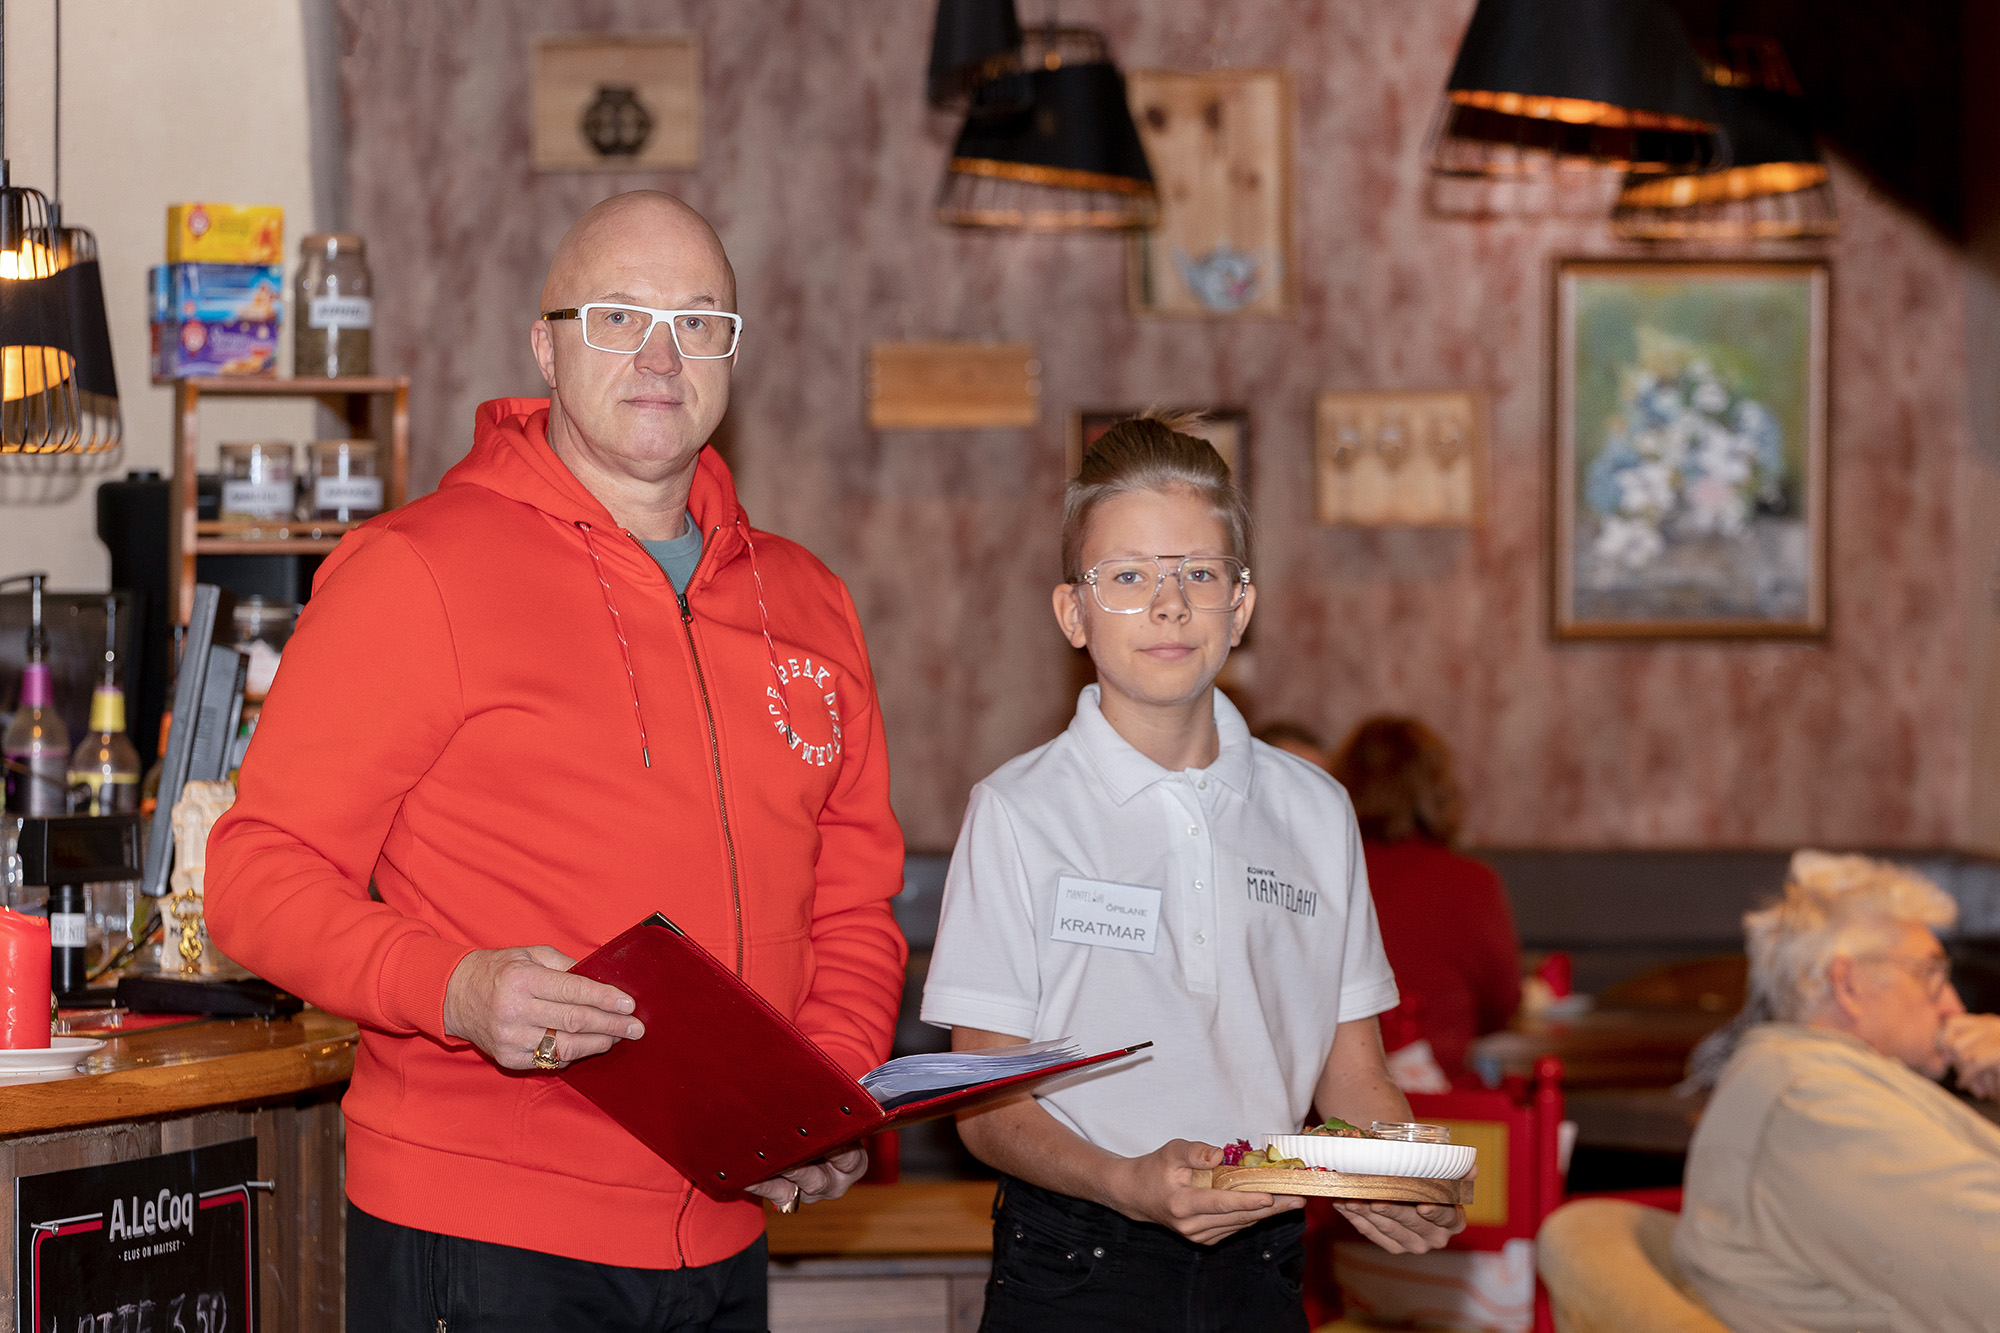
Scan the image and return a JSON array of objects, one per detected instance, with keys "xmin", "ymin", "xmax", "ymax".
[{"xmin": 0, "ymin": 906, "xmax": 52, "ymax": 1049}]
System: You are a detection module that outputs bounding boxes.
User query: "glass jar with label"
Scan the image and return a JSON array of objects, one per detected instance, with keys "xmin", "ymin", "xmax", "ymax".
[
  {"xmin": 232, "ymin": 598, "xmax": 296, "ymax": 705},
  {"xmin": 310, "ymin": 439, "xmax": 383, "ymax": 521},
  {"xmin": 294, "ymin": 233, "xmax": 373, "ymax": 377},
  {"xmin": 218, "ymin": 442, "xmax": 296, "ymax": 524}
]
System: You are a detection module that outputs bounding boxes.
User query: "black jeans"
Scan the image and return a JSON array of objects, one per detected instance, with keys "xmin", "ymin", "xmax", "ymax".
[
  {"xmin": 345, "ymin": 1204, "xmax": 768, "ymax": 1332},
  {"xmin": 978, "ymin": 1176, "xmax": 1308, "ymax": 1333}
]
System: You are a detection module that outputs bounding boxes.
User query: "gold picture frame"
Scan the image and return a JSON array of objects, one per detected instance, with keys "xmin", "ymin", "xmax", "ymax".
[{"xmin": 1551, "ymin": 259, "xmax": 1831, "ymax": 639}]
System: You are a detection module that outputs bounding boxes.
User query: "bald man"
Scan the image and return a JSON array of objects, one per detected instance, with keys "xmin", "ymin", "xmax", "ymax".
[{"xmin": 207, "ymin": 193, "xmax": 908, "ymax": 1331}]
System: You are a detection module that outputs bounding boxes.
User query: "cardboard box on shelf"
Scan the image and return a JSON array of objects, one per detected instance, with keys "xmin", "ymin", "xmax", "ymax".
[
  {"xmin": 156, "ymin": 319, "xmax": 279, "ymax": 378},
  {"xmin": 166, "ymin": 203, "xmax": 283, "ymax": 265},
  {"xmin": 151, "ymin": 263, "xmax": 283, "ymax": 378}
]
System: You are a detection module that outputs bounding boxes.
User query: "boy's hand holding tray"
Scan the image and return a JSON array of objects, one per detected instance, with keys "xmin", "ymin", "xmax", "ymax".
[
  {"xmin": 558, "ymin": 914, "xmax": 1149, "ymax": 1198},
  {"xmin": 1194, "ymin": 1129, "xmax": 1476, "ymax": 1205}
]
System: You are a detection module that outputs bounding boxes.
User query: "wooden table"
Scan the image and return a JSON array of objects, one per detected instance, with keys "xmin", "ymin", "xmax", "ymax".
[
  {"xmin": 764, "ymin": 1181, "xmax": 997, "ymax": 1333},
  {"xmin": 0, "ymin": 1010, "xmax": 357, "ymax": 1333},
  {"xmin": 1565, "ymin": 1087, "xmax": 1711, "ymax": 1155},
  {"xmin": 1473, "ymin": 1005, "xmax": 1731, "ymax": 1090}
]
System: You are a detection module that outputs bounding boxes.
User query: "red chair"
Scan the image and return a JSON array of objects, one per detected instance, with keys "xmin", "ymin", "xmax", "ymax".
[{"xmin": 1304, "ymin": 1056, "xmax": 1567, "ymax": 1332}]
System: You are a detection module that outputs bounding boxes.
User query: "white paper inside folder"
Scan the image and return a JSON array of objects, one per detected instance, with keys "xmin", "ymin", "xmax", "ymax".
[{"xmin": 858, "ymin": 1037, "xmax": 1084, "ymax": 1107}]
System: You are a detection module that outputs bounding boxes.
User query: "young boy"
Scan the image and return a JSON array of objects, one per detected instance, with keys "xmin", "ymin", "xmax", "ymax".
[{"xmin": 920, "ymin": 415, "xmax": 1464, "ymax": 1332}]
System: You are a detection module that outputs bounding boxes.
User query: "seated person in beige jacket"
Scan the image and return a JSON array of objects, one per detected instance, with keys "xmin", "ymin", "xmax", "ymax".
[{"xmin": 1676, "ymin": 851, "xmax": 2000, "ymax": 1333}]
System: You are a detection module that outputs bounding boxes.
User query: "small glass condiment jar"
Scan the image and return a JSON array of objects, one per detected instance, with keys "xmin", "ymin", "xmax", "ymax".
[
  {"xmin": 294, "ymin": 233, "xmax": 373, "ymax": 377},
  {"xmin": 232, "ymin": 597, "xmax": 297, "ymax": 705},
  {"xmin": 1370, "ymin": 1122, "xmax": 1453, "ymax": 1144},
  {"xmin": 218, "ymin": 442, "xmax": 296, "ymax": 527},
  {"xmin": 309, "ymin": 439, "xmax": 383, "ymax": 521}
]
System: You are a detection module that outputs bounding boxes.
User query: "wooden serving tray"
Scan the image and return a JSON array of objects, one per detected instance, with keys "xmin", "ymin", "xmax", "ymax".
[{"xmin": 1193, "ymin": 1167, "xmax": 1472, "ymax": 1205}]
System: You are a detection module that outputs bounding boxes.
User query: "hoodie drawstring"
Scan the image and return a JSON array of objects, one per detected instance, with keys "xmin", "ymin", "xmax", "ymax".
[
  {"xmin": 576, "ymin": 522, "xmax": 654, "ymax": 768},
  {"xmin": 737, "ymin": 517, "xmax": 799, "ymax": 747}
]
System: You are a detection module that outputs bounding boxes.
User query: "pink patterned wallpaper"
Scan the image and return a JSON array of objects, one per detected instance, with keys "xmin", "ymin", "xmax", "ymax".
[{"xmin": 336, "ymin": 0, "xmax": 1974, "ymax": 850}]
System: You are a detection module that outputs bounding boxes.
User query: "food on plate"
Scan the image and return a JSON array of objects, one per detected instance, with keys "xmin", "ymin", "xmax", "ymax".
[
  {"xmin": 1220, "ymin": 1140, "xmax": 1312, "ymax": 1170},
  {"xmin": 1303, "ymin": 1117, "xmax": 1373, "ymax": 1139}
]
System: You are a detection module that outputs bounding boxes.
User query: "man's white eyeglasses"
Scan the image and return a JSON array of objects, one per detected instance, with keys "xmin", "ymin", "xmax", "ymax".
[
  {"xmin": 1079, "ymin": 556, "xmax": 1250, "ymax": 614},
  {"xmin": 542, "ymin": 304, "xmax": 743, "ymax": 359}
]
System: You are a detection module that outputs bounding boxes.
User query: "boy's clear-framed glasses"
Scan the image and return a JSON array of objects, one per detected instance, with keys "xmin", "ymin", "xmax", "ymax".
[
  {"xmin": 541, "ymin": 303, "xmax": 743, "ymax": 358},
  {"xmin": 1080, "ymin": 555, "xmax": 1250, "ymax": 614}
]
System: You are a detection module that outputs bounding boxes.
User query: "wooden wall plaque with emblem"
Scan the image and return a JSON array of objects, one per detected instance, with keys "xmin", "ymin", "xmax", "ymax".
[
  {"xmin": 1126, "ymin": 69, "xmax": 1294, "ymax": 318},
  {"xmin": 531, "ymin": 34, "xmax": 701, "ymax": 172}
]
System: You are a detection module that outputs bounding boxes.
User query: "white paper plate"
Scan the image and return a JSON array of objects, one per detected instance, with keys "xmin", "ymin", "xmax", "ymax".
[
  {"xmin": 1266, "ymin": 1134, "xmax": 1477, "ymax": 1179},
  {"xmin": 0, "ymin": 1037, "xmax": 106, "ymax": 1072}
]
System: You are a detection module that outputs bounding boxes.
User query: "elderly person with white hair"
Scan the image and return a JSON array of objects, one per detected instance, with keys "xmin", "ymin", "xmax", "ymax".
[{"xmin": 1675, "ymin": 851, "xmax": 2000, "ymax": 1333}]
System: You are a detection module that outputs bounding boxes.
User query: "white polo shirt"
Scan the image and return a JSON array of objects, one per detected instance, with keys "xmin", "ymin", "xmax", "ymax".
[{"xmin": 920, "ymin": 685, "xmax": 1398, "ymax": 1158}]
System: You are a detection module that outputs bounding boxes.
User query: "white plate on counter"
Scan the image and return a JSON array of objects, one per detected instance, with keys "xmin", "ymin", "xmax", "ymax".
[{"xmin": 0, "ymin": 1037, "xmax": 106, "ymax": 1072}]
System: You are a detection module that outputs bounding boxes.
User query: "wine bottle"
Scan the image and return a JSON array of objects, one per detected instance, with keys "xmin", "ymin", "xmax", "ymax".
[
  {"xmin": 68, "ymin": 597, "xmax": 141, "ymax": 816},
  {"xmin": 3, "ymin": 575, "xmax": 71, "ymax": 818}
]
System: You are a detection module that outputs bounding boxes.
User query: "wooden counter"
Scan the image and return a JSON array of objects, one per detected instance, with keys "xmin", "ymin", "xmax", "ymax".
[
  {"xmin": 1, "ymin": 1011, "xmax": 358, "ymax": 1333},
  {"xmin": 765, "ymin": 1182, "xmax": 998, "ymax": 1333},
  {"xmin": 0, "ymin": 1010, "xmax": 357, "ymax": 1136}
]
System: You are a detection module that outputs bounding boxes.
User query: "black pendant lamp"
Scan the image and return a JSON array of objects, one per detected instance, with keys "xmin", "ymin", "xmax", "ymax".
[
  {"xmin": 1429, "ymin": 0, "xmax": 1726, "ymax": 184},
  {"xmin": 1611, "ymin": 40, "xmax": 1835, "ymax": 240},
  {"xmin": 0, "ymin": 0, "xmax": 117, "ymax": 455},
  {"xmin": 935, "ymin": 25, "xmax": 1157, "ymax": 232},
  {"xmin": 927, "ymin": 0, "xmax": 1024, "ymax": 109},
  {"xmin": 43, "ymin": 0, "xmax": 117, "ymax": 451}
]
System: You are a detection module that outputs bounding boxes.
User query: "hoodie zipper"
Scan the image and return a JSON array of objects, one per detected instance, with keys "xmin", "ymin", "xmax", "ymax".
[{"xmin": 675, "ymin": 583, "xmax": 747, "ymax": 980}]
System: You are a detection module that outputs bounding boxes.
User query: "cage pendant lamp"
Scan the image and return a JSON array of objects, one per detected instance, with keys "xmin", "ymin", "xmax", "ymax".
[
  {"xmin": 0, "ymin": 0, "xmax": 114, "ymax": 456},
  {"xmin": 935, "ymin": 25, "xmax": 1157, "ymax": 232},
  {"xmin": 1611, "ymin": 41, "xmax": 1835, "ymax": 240},
  {"xmin": 1428, "ymin": 0, "xmax": 1726, "ymax": 187},
  {"xmin": 927, "ymin": 0, "xmax": 1024, "ymax": 109},
  {"xmin": 42, "ymin": 0, "xmax": 118, "ymax": 452},
  {"xmin": 0, "ymin": 163, "xmax": 81, "ymax": 454}
]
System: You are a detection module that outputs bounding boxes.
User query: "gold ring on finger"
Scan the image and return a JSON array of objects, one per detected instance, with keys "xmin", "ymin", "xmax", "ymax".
[{"xmin": 532, "ymin": 1028, "xmax": 562, "ymax": 1071}]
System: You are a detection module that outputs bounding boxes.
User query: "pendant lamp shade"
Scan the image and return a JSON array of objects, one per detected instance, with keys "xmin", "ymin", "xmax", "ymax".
[
  {"xmin": 1611, "ymin": 59, "xmax": 1835, "ymax": 239},
  {"xmin": 48, "ymin": 219, "xmax": 120, "ymax": 451},
  {"xmin": 936, "ymin": 27, "xmax": 1156, "ymax": 232},
  {"xmin": 928, "ymin": 0, "xmax": 1023, "ymax": 108},
  {"xmin": 0, "ymin": 176, "xmax": 83, "ymax": 454},
  {"xmin": 0, "ymin": 0, "xmax": 120, "ymax": 455},
  {"xmin": 1430, "ymin": 0, "xmax": 1725, "ymax": 181}
]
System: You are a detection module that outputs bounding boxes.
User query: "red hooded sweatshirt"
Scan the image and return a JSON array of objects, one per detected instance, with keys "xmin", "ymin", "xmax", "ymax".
[{"xmin": 206, "ymin": 399, "xmax": 907, "ymax": 1268}]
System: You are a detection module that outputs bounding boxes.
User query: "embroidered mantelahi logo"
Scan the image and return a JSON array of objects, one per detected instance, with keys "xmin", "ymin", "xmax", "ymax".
[
  {"xmin": 768, "ymin": 655, "xmax": 844, "ymax": 768},
  {"xmin": 1246, "ymin": 865, "xmax": 1317, "ymax": 918}
]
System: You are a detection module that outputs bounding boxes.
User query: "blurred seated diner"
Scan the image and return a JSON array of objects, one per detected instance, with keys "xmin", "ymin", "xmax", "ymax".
[
  {"xmin": 1675, "ymin": 851, "xmax": 2000, "ymax": 1333},
  {"xmin": 1253, "ymin": 718, "xmax": 1331, "ymax": 770},
  {"xmin": 1332, "ymin": 715, "xmax": 1520, "ymax": 1087}
]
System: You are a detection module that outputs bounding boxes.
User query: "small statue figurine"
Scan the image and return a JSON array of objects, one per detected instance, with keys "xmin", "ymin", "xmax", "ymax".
[{"xmin": 166, "ymin": 780, "xmax": 236, "ymax": 975}]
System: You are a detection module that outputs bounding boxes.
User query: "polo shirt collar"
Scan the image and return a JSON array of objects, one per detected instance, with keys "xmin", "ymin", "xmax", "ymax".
[{"xmin": 1070, "ymin": 685, "xmax": 1255, "ymax": 804}]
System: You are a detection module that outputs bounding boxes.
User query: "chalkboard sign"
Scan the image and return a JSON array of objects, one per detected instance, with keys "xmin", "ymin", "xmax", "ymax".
[{"xmin": 16, "ymin": 1137, "xmax": 259, "ymax": 1333}]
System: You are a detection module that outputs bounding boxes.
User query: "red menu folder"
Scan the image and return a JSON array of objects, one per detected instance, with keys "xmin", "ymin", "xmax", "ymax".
[{"xmin": 559, "ymin": 914, "xmax": 1148, "ymax": 1198}]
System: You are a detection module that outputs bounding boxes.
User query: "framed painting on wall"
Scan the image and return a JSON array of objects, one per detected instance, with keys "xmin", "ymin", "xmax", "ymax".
[
  {"xmin": 1552, "ymin": 259, "xmax": 1830, "ymax": 639},
  {"xmin": 1124, "ymin": 69, "xmax": 1293, "ymax": 317},
  {"xmin": 1069, "ymin": 408, "xmax": 1250, "ymax": 491}
]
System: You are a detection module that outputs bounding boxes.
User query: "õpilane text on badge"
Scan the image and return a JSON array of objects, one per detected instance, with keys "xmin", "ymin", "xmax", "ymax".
[{"xmin": 1051, "ymin": 875, "xmax": 1163, "ymax": 954}]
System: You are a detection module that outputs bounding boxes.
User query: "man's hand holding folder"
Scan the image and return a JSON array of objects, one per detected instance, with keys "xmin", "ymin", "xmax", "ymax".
[
  {"xmin": 546, "ymin": 915, "xmax": 1149, "ymax": 1203},
  {"xmin": 442, "ymin": 944, "xmax": 645, "ymax": 1069}
]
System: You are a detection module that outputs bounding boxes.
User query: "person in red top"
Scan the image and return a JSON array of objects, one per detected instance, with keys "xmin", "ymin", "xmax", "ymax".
[
  {"xmin": 1330, "ymin": 717, "xmax": 1519, "ymax": 1080},
  {"xmin": 205, "ymin": 193, "xmax": 906, "ymax": 1332}
]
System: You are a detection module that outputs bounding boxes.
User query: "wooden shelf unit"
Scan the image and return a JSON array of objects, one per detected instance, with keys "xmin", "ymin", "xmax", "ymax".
[{"xmin": 168, "ymin": 375, "xmax": 410, "ymax": 625}]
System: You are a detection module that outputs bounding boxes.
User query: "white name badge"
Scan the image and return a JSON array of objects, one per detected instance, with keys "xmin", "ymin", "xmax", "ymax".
[{"xmin": 1051, "ymin": 876, "xmax": 1162, "ymax": 955}]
